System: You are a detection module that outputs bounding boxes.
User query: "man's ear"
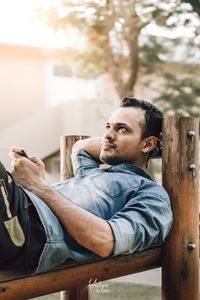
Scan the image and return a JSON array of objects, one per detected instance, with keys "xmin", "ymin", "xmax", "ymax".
[{"xmin": 141, "ymin": 136, "xmax": 158, "ymax": 154}]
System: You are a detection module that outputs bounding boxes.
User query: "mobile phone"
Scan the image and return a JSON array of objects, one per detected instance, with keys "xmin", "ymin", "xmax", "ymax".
[{"xmin": 16, "ymin": 149, "xmax": 30, "ymax": 159}]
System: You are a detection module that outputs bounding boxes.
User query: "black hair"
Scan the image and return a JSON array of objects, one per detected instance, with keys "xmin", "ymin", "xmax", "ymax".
[{"xmin": 120, "ymin": 97, "xmax": 163, "ymax": 159}]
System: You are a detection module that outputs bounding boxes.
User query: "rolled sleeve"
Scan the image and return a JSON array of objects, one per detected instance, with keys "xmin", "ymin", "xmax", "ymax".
[
  {"xmin": 71, "ymin": 149, "xmax": 99, "ymax": 177},
  {"xmin": 107, "ymin": 191, "xmax": 172, "ymax": 255},
  {"xmin": 107, "ymin": 218, "xmax": 136, "ymax": 255}
]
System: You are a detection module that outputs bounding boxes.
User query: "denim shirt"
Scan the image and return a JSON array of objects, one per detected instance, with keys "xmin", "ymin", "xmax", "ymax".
[{"xmin": 23, "ymin": 150, "xmax": 172, "ymax": 274}]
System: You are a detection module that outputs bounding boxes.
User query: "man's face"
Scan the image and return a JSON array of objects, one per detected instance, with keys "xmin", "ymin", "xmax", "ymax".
[{"xmin": 100, "ymin": 107, "xmax": 146, "ymax": 166}]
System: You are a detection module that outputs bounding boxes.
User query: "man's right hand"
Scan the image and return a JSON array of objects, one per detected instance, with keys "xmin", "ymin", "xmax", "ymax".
[
  {"xmin": 9, "ymin": 146, "xmax": 46, "ymax": 191},
  {"xmin": 72, "ymin": 137, "xmax": 102, "ymax": 162}
]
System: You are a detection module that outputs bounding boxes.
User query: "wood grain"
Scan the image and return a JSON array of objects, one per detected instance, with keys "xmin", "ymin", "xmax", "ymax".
[
  {"xmin": 162, "ymin": 117, "xmax": 199, "ymax": 300},
  {"xmin": 0, "ymin": 247, "xmax": 161, "ymax": 300}
]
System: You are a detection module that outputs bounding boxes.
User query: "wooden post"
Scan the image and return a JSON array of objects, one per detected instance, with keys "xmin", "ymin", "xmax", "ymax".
[
  {"xmin": 162, "ymin": 117, "xmax": 199, "ymax": 300},
  {"xmin": 60, "ymin": 135, "xmax": 91, "ymax": 300},
  {"xmin": 60, "ymin": 135, "xmax": 89, "ymax": 181}
]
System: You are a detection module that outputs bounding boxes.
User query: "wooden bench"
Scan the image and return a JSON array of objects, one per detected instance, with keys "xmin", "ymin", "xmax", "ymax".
[{"xmin": 0, "ymin": 116, "xmax": 199, "ymax": 300}]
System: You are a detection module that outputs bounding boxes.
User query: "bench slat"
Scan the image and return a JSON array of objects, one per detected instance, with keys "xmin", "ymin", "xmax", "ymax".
[{"xmin": 0, "ymin": 247, "xmax": 161, "ymax": 300}]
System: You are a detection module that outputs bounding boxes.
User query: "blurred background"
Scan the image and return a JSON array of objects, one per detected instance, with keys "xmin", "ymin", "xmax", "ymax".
[{"xmin": 0, "ymin": 0, "xmax": 199, "ymax": 298}]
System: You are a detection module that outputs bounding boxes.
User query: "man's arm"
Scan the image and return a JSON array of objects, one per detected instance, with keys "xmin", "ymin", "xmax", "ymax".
[
  {"xmin": 30, "ymin": 182, "xmax": 114, "ymax": 257},
  {"xmin": 72, "ymin": 137, "xmax": 102, "ymax": 161},
  {"xmin": 9, "ymin": 147, "xmax": 114, "ymax": 257}
]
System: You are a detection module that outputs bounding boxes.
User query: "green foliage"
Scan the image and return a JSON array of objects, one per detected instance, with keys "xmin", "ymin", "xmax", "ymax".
[
  {"xmin": 181, "ymin": 0, "xmax": 200, "ymax": 16},
  {"xmin": 139, "ymin": 36, "xmax": 175, "ymax": 73},
  {"xmin": 154, "ymin": 71, "xmax": 200, "ymax": 117},
  {"xmin": 37, "ymin": 0, "xmax": 200, "ymax": 115}
]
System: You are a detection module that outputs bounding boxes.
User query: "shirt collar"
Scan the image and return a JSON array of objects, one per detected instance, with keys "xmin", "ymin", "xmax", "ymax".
[{"xmin": 108, "ymin": 163, "xmax": 153, "ymax": 181}]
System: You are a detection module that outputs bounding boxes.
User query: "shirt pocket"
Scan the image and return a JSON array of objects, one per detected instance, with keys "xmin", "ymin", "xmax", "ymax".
[{"xmin": 91, "ymin": 173, "xmax": 129, "ymax": 198}]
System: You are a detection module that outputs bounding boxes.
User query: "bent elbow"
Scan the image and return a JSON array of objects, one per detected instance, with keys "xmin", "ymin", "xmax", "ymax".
[
  {"xmin": 72, "ymin": 140, "xmax": 83, "ymax": 152},
  {"xmin": 96, "ymin": 241, "xmax": 114, "ymax": 258}
]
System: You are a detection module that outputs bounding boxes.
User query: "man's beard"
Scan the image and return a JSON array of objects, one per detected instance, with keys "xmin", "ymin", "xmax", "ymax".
[{"xmin": 100, "ymin": 153, "xmax": 131, "ymax": 165}]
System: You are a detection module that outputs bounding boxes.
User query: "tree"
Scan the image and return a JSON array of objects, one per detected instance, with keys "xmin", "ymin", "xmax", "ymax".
[
  {"xmin": 151, "ymin": 72, "xmax": 200, "ymax": 117},
  {"xmin": 37, "ymin": 0, "xmax": 200, "ymax": 116},
  {"xmin": 182, "ymin": 0, "xmax": 200, "ymax": 15}
]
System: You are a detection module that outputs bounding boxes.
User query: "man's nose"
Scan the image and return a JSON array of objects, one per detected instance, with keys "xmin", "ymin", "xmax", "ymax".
[{"xmin": 104, "ymin": 128, "xmax": 115, "ymax": 140}]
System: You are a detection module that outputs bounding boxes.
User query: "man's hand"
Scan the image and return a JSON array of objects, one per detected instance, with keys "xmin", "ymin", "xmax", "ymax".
[
  {"xmin": 9, "ymin": 146, "xmax": 46, "ymax": 191},
  {"xmin": 72, "ymin": 137, "xmax": 102, "ymax": 162}
]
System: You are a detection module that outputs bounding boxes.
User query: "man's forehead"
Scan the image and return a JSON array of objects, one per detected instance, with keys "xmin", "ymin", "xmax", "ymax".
[{"xmin": 107, "ymin": 107, "xmax": 145, "ymax": 127}]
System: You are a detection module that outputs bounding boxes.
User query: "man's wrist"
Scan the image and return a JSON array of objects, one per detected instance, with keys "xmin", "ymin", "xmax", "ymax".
[{"xmin": 28, "ymin": 180, "xmax": 50, "ymax": 195}]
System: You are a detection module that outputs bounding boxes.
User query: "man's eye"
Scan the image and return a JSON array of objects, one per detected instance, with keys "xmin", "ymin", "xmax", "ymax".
[{"xmin": 118, "ymin": 127, "xmax": 127, "ymax": 132}]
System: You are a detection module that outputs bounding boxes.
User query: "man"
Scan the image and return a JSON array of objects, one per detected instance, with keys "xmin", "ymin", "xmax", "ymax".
[{"xmin": 0, "ymin": 97, "xmax": 172, "ymax": 274}]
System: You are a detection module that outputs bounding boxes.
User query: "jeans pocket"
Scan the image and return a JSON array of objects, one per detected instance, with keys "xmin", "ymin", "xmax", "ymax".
[{"xmin": 4, "ymin": 216, "xmax": 25, "ymax": 247}]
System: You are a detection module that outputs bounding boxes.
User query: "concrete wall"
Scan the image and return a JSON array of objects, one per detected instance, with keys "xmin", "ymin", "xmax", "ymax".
[
  {"xmin": 0, "ymin": 44, "xmax": 47, "ymax": 129},
  {"xmin": 0, "ymin": 105, "xmax": 62, "ymax": 170},
  {"xmin": 61, "ymin": 74, "xmax": 120, "ymax": 137}
]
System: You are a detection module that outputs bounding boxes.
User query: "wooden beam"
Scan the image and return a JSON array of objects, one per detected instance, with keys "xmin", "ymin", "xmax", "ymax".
[
  {"xmin": 0, "ymin": 247, "xmax": 161, "ymax": 300},
  {"xmin": 162, "ymin": 117, "xmax": 199, "ymax": 300}
]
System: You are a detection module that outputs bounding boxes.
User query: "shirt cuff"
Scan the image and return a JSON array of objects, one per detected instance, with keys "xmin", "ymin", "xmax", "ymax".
[{"xmin": 107, "ymin": 219, "xmax": 136, "ymax": 255}]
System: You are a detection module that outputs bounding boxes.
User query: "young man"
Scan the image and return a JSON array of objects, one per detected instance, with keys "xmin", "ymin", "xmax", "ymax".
[{"xmin": 0, "ymin": 97, "xmax": 172, "ymax": 274}]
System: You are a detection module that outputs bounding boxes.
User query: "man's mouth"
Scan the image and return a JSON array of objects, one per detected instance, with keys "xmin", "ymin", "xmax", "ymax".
[{"xmin": 102, "ymin": 142, "xmax": 116, "ymax": 150}]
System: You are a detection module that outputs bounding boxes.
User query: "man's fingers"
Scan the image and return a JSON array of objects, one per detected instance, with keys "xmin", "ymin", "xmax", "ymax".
[
  {"xmin": 9, "ymin": 146, "xmax": 26, "ymax": 159},
  {"xmin": 9, "ymin": 146, "xmax": 23, "ymax": 152},
  {"xmin": 29, "ymin": 155, "xmax": 45, "ymax": 168},
  {"xmin": 11, "ymin": 156, "xmax": 28, "ymax": 170},
  {"xmin": 9, "ymin": 147, "xmax": 44, "ymax": 169}
]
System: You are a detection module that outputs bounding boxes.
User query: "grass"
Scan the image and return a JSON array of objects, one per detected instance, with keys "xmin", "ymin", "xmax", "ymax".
[{"xmin": 35, "ymin": 282, "xmax": 161, "ymax": 300}]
